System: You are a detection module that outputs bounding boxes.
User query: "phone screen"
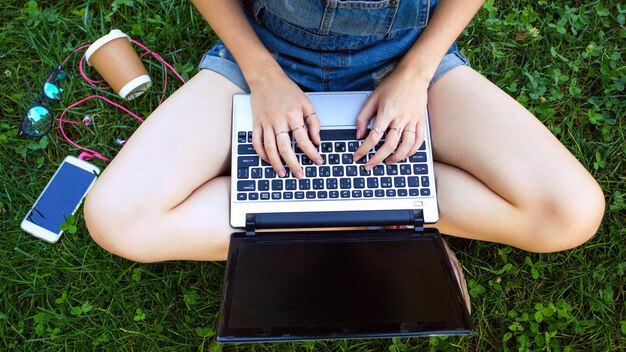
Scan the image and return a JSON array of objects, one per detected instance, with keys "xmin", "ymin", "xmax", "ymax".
[{"xmin": 25, "ymin": 162, "xmax": 97, "ymax": 234}]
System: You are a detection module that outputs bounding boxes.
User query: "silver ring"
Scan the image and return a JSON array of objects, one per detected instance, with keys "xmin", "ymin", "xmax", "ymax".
[
  {"xmin": 374, "ymin": 125, "xmax": 384, "ymax": 134},
  {"xmin": 275, "ymin": 130, "xmax": 290, "ymax": 137},
  {"xmin": 291, "ymin": 124, "xmax": 306, "ymax": 132},
  {"xmin": 403, "ymin": 129, "xmax": 416, "ymax": 134}
]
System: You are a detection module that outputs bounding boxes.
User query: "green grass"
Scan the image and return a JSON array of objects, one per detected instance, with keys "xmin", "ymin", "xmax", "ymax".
[{"xmin": 1, "ymin": 0, "xmax": 624, "ymax": 351}]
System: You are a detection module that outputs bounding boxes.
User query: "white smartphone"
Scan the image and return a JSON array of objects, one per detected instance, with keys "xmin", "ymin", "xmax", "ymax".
[{"xmin": 21, "ymin": 156, "xmax": 100, "ymax": 243}]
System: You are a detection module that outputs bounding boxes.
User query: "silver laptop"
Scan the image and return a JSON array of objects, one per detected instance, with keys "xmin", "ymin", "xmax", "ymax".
[{"xmin": 230, "ymin": 91, "xmax": 439, "ymax": 228}]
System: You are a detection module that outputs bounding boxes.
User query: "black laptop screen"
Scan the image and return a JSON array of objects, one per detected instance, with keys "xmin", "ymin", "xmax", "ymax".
[{"xmin": 218, "ymin": 230, "xmax": 472, "ymax": 341}]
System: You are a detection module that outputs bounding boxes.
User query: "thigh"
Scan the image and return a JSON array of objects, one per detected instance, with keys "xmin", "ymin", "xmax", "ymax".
[
  {"xmin": 93, "ymin": 69, "xmax": 244, "ymax": 212},
  {"xmin": 427, "ymin": 65, "xmax": 598, "ymax": 210}
]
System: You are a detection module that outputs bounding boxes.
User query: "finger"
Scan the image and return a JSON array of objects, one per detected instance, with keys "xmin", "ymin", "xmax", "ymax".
[
  {"xmin": 414, "ymin": 119, "xmax": 426, "ymax": 153},
  {"xmin": 275, "ymin": 129, "xmax": 302, "ymax": 178},
  {"xmin": 354, "ymin": 115, "xmax": 389, "ymax": 163},
  {"xmin": 387, "ymin": 125, "xmax": 416, "ymax": 163},
  {"xmin": 302, "ymin": 99, "xmax": 321, "ymax": 145},
  {"xmin": 405, "ymin": 125, "xmax": 422, "ymax": 158},
  {"xmin": 252, "ymin": 121, "xmax": 268, "ymax": 162},
  {"xmin": 354, "ymin": 94, "xmax": 379, "ymax": 139},
  {"xmin": 292, "ymin": 124, "xmax": 323, "ymax": 166},
  {"xmin": 367, "ymin": 124, "xmax": 402, "ymax": 168},
  {"xmin": 263, "ymin": 127, "xmax": 287, "ymax": 177}
]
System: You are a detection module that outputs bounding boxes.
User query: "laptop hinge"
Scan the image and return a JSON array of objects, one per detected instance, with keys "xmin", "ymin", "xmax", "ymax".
[
  {"xmin": 413, "ymin": 209, "xmax": 424, "ymax": 232},
  {"xmin": 245, "ymin": 209, "xmax": 424, "ymax": 231}
]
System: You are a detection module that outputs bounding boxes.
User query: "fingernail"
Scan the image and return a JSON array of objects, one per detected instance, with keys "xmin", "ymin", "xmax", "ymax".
[
  {"xmin": 278, "ymin": 169, "xmax": 286, "ymax": 177},
  {"xmin": 364, "ymin": 164, "xmax": 371, "ymax": 171},
  {"xmin": 355, "ymin": 129, "xmax": 362, "ymax": 139},
  {"xmin": 315, "ymin": 158, "xmax": 323, "ymax": 165},
  {"xmin": 295, "ymin": 170, "xmax": 303, "ymax": 179}
]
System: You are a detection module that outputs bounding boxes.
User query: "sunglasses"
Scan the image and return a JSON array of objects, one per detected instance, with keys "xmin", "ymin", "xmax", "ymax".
[{"xmin": 20, "ymin": 64, "xmax": 68, "ymax": 137}]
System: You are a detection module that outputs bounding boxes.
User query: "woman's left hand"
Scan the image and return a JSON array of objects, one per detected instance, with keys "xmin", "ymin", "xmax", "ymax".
[{"xmin": 353, "ymin": 65, "xmax": 430, "ymax": 170}]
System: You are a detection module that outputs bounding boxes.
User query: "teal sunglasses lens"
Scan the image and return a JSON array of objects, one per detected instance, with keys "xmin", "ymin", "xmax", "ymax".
[
  {"xmin": 43, "ymin": 82, "xmax": 63, "ymax": 100},
  {"xmin": 22, "ymin": 105, "xmax": 53, "ymax": 137}
]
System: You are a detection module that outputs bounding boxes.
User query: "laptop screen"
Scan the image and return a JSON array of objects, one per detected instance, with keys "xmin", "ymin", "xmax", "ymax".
[{"xmin": 218, "ymin": 229, "xmax": 473, "ymax": 342}]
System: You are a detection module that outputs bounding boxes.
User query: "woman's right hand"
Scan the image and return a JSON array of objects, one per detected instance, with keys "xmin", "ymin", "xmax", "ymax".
[{"xmin": 249, "ymin": 67, "xmax": 323, "ymax": 179}]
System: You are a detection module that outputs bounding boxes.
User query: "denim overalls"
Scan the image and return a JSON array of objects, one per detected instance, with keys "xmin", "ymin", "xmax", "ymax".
[{"xmin": 199, "ymin": 0, "xmax": 470, "ymax": 92}]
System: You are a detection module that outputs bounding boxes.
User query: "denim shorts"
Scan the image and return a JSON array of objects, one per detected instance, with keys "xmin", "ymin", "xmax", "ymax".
[{"xmin": 198, "ymin": 0, "xmax": 470, "ymax": 92}]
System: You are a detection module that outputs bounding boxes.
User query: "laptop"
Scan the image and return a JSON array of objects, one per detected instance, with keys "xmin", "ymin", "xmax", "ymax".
[{"xmin": 218, "ymin": 92, "xmax": 473, "ymax": 342}]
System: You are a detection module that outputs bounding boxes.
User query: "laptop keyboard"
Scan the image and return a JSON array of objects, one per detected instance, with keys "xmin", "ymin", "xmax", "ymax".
[{"xmin": 235, "ymin": 129, "xmax": 432, "ymax": 202}]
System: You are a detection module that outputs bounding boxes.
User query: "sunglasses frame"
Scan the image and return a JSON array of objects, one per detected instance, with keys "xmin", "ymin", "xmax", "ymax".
[{"xmin": 20, "ymin": 64, "xmax": 68, "ymax": 137}]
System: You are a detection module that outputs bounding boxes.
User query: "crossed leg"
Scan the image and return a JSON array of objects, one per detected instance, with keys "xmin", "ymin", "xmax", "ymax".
[{"xmin": 84, "ymin": 67, "xmax": 605, "ymax": 263}]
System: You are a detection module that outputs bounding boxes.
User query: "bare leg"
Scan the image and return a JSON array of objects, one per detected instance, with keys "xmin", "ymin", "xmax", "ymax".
[
  {"xmin": 84, "ymin": 70, "xmax": 242, "ymax": 262},
  {"xmin": 427, "ymin": 66, "xmax": 605, "ymax": 252}
]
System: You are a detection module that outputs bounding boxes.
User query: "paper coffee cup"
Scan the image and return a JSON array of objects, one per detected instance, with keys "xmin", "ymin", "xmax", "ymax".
[{"xmin": 85, "ymin": 29, "xmax": 152, "ymax": 100}]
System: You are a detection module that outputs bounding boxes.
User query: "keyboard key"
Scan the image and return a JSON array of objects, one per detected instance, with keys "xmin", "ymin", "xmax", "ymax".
[
  {"xmin": 238, "ymin": 156, "xmax": 259, "ymax": 168},
  {"xmin": 319, "ymin": 166, "xmax": 331, "ymax": 177},
  {"xmin": 237, "ymin": 168, "xmax": 249, "ymax": 179},
  {"xmin": 421, "ymin": 188, "xmax": 431, "ymax": 196},
  {"xmin": 251, "ymin": 167, "xmax": 263, "ymax": 178},
  {"xmin": 332, "ymin": 166, "xmax": 344, "ymax": 177},
  {"xmin": 295, "ymin": 191, "xmax": 305, "ymax": 199},
  {"xmin": 399, "ymin": 164, "xmax": 412, "ymax": 175},
  {"xmin": 238, "ymin": 144, "xmax": 256, "ymax": 155},
  {"xmin": 408, "ymin": 176, "xmax": 420, "ymax": 187},
  {"xmin": 367, "ymin": 177, "xmax": 379, "ymax": 188},
  {"xmin": 394, "ymin": 176, "xmax": 406, "ymax": 188},
  {"xmin": 386, "ymin": 164, "xmax": 398, "ymax": 175},
  {"xmin": 317, "ymin": 191, "xmax": 328, "ymax": 199},
  {"xmin": 348, "ymin": 141, "xmax": 359, "ymax": 152},
  {"xmin": 359, "ymin": 166, "xmax": 371, "ymax": 176},
  {"xmin": 321, "ymin": 142, "xmax": 333, "ymax": 153},
  {"xmin": 258, "ymin": 180, "xmax": 269, "ymax": 191},
  {"xmin": 299, "ymin": 179, "xmax": 310, "ymax": 190},
  {"xmin": 373, "ymin": 165, "xmax": 385, "ymax": 176},
  {"xmin": 364, "ymin": 190, "xmax": 373, "ymax": 198},
  {"xmin": 386, "ymin": 189, "xmax": 396, "ymax": 197},
  {"xmin": 398, "ymin": 189, "xmax": 408, "ymax": 197},
  {"xmin": 272, "ymin": 192, "xmax": 282, "ymax": 200},
  {"xmin": 421, "ymin": 176, "xmax": 430, "ymax": 187},
  {"xmin": 409, "ymin": 152, "xmax": 427, "ymax": 162},
  {"xmin": 346, "ymin": 166, "xmax": 358, "ymax": 176},
  {"xmin": 313, "ymin": 179, "xmax": 324, "ymax": 189},
  {"xmin": 238, "ymin": 131, "xmax": 246, "ymax": 143},
  {"xmin": 247, "ymin": 131, "xmax": 253, "ymax": 143},
  {"xmin": 413, "ymin": 164, "xmax": 428, "ymax": 174},
  {"xmin": 285, "ymin": 179, "xmax": 297, "ymax": 190},
  {"xmin": 261, "ymin": 159, "xmax": 271, "ymax": 166},
  {"xmin": 302, "ymin": 155, "xmax": 313, "ymax": 165},
  {"xmin": 329, "ymin": 190, "xmax": 339, "ymax": 198},
  {"xmin": 305, "ymin": 166, "xmax": 317, "ymax": 177},
  {"xmin": 352, "ymin": 190, "xmax": 363, "ymax": 198},
  {"xmin": 375, "ymin": 189, "xmax": 385, "ymax": 197},
  {"xmin": 265, "ymin": 168, "xmax": 276, "ymax": 178},
  {"xmin": 260, "ymin": 192, "xmax": 270, "ymax": 200},
  {"xmin": 340, "ymin": 190, "xmax": 351, "ymax": 198},
  {"xmin": 340, "ymin": 178, "xmax": 352, "ymax": 189},
  {"xmin": 419, "ymin": 142, "xmax": 426, "ymax": 150},
  {"xmin": 329, "ymin": 154, "xmax": 340, "ymax": 164},
  {"xmin": 353, "ymin": 177, "xmax": 365, "ymax": 189},
  {"xmin": 271, "ymin": 179, "xmax": 283, "ymax": 190},
  {"xmin": 341, "ymin": 153, "xmax": 353, "ymax": 164},
  {"xmin": 334, "ymin": 142, "xmax": 346, "ymax": 152},
  {"xmin": 306, "ymin": 191, "xmax": 316, "ymax": 199},
  {"xmin": 284, "ymin": 192, "xmax": 293, "ymax": 199},
  {"xmin": 249, "ymin": 192, "xmax": 259, "ymax": 200},
  {"xmin": 409, "ymin": 189, "xmax": 420, "ymax": 197},
  {"xmin": 381, "ymin": 177, "xmax": 392, "ymax": 188},
  {"xmin": 237, "ymin": 193, "xmax": 247, "ymax": 201},
  {"xmin": 326, "ymin": 178, "xmax": 338, "ymax": 189},
  {"xmin": 237, "ymin": 180, "xmax": 255, "ymax": 192}
]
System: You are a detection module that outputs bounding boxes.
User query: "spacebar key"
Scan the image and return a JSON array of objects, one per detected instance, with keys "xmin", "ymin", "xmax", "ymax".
[
  {"xmin": 320, "ymin": 129, "xmax": 357, "ymax": 141},
  {"xmin": 238, "ymin": 156, "xmax": 259, "ymax": 167}
]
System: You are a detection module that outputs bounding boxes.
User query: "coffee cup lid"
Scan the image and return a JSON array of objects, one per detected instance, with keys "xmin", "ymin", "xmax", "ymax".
[
  {"xmin": 119, "ymin": 74, "xmax": 152, "ymax": 100},
  {"xmin": 85, "ymin": 29, "xmax": 131, "ymax": 66}
]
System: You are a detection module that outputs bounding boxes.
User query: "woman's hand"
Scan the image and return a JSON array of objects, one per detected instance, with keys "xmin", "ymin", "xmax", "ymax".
[
  {"xmin": 353, "ymin": 64, "xmax": 430, "ymax": 170},
  {"xmin": 249, "ymin": 67, "xmax": 323, "ymax": 179}
]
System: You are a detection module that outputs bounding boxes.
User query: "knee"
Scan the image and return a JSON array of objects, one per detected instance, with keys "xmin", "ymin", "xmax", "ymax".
[
  {"xmin": 524, "ymin": 180, "xmax": 605, "ymax": 253},
  {"xmin": 84, "ymin": 181, "xmax": 153, "ymax": 263}
]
